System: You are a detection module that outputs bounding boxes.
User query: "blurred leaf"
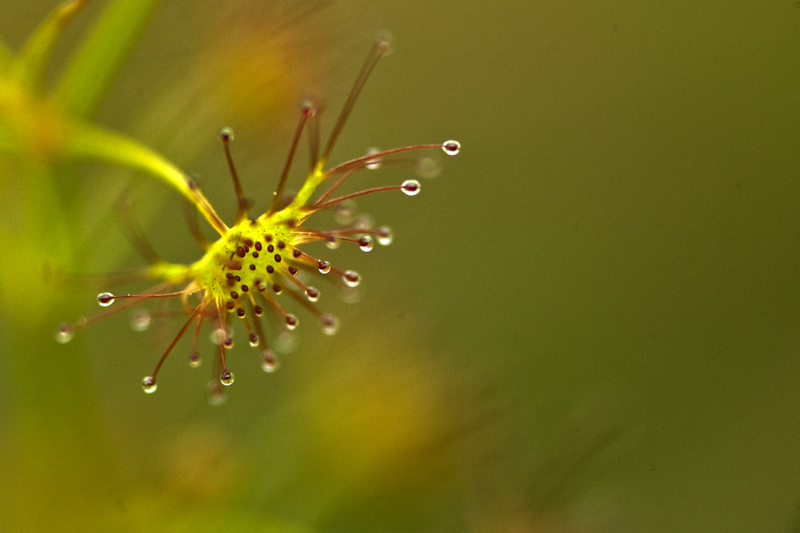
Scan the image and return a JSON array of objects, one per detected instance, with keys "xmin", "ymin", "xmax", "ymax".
[
  {"xmin": 9, "ymin": 0, "xmax": 88, "ymax": 91},
  {"xmin": 55, "ymin": 0, "xmax": 162, "ymax": 118}
]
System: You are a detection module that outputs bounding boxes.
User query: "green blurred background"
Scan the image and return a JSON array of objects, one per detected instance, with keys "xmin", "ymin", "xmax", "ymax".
[{"xmin": 1, "ymin": 1, "xmax": 799, "ymax": 531}]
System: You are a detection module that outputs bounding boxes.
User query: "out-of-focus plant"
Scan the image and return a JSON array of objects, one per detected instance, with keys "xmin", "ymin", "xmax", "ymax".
[
  {"xmin": 0, "ymin": 0, "xmax": 228, "ymax": 528},
  {"xmin": 0, "ymin": 0, "xmax": 161, "ymax": 318}
]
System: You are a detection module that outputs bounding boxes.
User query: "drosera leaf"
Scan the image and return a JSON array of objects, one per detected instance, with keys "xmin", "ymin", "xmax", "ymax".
[
  {"xmin": 56, "ymin": 34, "xmax": 462, "ymax": 398},
  {"xmin": 54, "ymin": 0, "xmax": 163, "ymax": 119}
]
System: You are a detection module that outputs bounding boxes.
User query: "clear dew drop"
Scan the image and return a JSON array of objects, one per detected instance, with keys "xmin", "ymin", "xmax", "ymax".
[
  {"xmin": 209, "ymin": 328, "xmax": 227, "ymax": 345},
  {"xmin": 305, "ymin": 287, "xmax": 320, "ymax": 302},
  {"xmin": 325, "ymin": 235, "xmax": 341, "ymax": 250},
  {"xmin": 130, "ymin": 310, "xmax": 152, "ymax": 332},
  {"xmin": 416, "ymin": 154, "xmax": 442, "ymax": 179},
  {"xmin": 261, "ymin": 350, "xmax": 280, "ymax": 372},
  {"xmin": 208, "ymin": 382, "xmax": 227, "ymax": 406},
  {"xmin": 275, "ymin": 331, "xmax": 298, "ymax": 353},
  {"xmin": 359, "ymin": 235, "xmax": 374, "ymax": 252},
  {"xmin": 401, "ymin": 179, "xmax": 421, "ymax": 196},
  {"xmin": 320, "ymin": 314, "xmax": 339, "ymax": 335},
  {"xmin": 249, "ymin": 333, "xmax": 260, "ymax": 347},
  {"xmin": 300, "ymin": 99, "xmax": 316, "ymax": 117},
  {"xmin": 374, "ymin": 30, "xmax": 395, "ymax": 56},
  {"xmin": 97, "ymin": 292, "xmax": 115, "ymax": 307},
  {"xmin": 333, "ymin": 200, "xmax": 357, "ymax": 225},
  {"xmin": 189, "ymin": 351, "xmax": 202, "ymax": 368},
  {"xmin": 343, "ymin": 270, "xmax": 361, "ymax": 288},
  {"xmin": 223, "ymin": 337, "xmax": 234, "ymax": 349},
  {"xmin": 55, "ymin": 323, "xmax": 75, "ymax": 344},
  {"xmin": 365, "ymin": 147, "xmax": 382, "ymax": 169},
  {"xmin": 318, "ymin": 260, "xmax": 332, "ymax": 274},
  {"xmin": 341, "ymin": 285, "xmax": 361, "ymax": 304},
  {"xmin": 353, "ymin": 213, "xmax": 374, "ymax": 230},
  {"xmin": 442, "ymin": 140, "xmax": 461, "ymax": 156},
  {"xmin": 218, "ymin": 126, "xmax": 234, "ymax": 141},
  {"xmin": 220, "ymin": 370, "xmax": 235, "ymax": 386},
  {"xmin": 142, "ymin": 376, "xmax": 157, "ymax": 394},
  {"xmin": 376, "ymin": 226, "xmax": 393, "ymax": 246},
  {"xmin": 285, "ymin": 314, "xmax": 299, "ymax": 330}
]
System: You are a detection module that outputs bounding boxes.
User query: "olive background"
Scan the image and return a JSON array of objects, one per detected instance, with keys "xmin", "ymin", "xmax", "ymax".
[{"xmin": 2, "ymin": 1, "xmax": 800, "ymax": 531}]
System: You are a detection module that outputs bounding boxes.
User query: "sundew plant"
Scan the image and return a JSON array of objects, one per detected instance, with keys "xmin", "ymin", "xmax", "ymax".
[
  {"xmin": 58, "ymin": 36, "xmax": 460, "ymax": 400},
  {"xmin": 2, "ymin": 0, "xmax": 459, "ymax": 400},
  {"xmin": 1, "ymin": 0, "xmax": 460, "ymax": 528}
]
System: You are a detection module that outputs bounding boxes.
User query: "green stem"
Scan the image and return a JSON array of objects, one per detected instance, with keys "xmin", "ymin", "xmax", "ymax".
[{"xmin": 64, "ymin": 122, "xmax": 228, "ymax": 235}]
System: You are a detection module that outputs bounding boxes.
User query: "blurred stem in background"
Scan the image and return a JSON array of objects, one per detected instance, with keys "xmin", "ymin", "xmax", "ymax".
[{"xmin": 0, "ymin": 0, "xmax": 200, "ymax": 528}]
